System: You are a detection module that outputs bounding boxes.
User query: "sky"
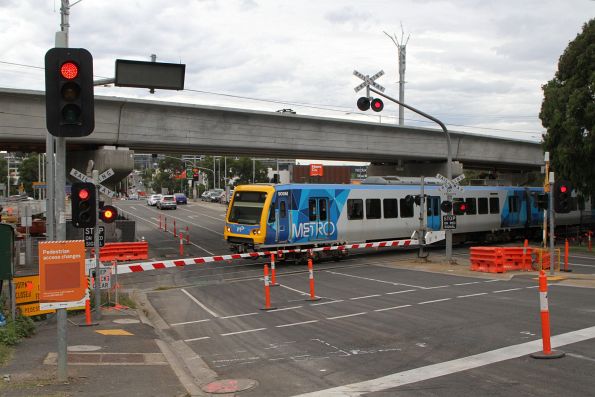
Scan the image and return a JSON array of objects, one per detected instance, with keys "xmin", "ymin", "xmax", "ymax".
[{"xmin": 0, "ymin": 0, "xmax": 593, "ymax": 155}]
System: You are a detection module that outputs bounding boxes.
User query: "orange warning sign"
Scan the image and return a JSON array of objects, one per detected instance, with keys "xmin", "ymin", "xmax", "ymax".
[{"xmin": 39, "ymin": 240, "xmax": 86, "ymax": 302}]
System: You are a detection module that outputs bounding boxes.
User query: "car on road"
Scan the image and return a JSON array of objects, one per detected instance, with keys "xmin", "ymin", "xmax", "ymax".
[
  {"xmin": 157, "ymin": 195, "xmax": 177, "ymax": 210},
  {"xmin": 174, "ymin": 193, "xmax": 187, "ymax": 204},
  {"xmin": 147, "ymin": 194, "xmax": 162, "ymax": 206}
]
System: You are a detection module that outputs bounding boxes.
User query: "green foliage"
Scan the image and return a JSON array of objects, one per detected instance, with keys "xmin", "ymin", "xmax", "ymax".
[
  {"xmin": 17, "ymin": 154, "xmax": 40, "ymax": 197},
  {"xmin": 0, "ymin": 315, "xmax": 36, "ymax": 346},
  {"xmin": 0, "ymin": 155, "xmax": 6, "ymax": 186},
  {"xmin": 540, "ymin": 19, "xmax": 595, "ymax": 198}
]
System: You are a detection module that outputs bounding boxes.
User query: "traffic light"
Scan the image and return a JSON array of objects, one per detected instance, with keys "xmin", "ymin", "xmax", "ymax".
[
  {"xmin": 554, "ymin": 180, "xmax": 572, "ymax": 213},
  {"xmin": 99, "ymin": 205, "xmax": 118, "ymax": 223},
  {"xmin": 440, "ymin": 201, "xmax": 453, "ymax": 213},
  {"xmin": 357, "ymin": 97, "xmax": 370, "ymax": 111},
  {"xmin": 45, "ymin": 47, "xmax": 94, "ymax": 137},
  {"xmin": 371, "ymin": 98, "xmax": 384, "ymax": 112},
  {"xmin": 71, "ymin": 182, "xmax": 96, "ymax": 228},
  {"xmin": 536, "ymin": 193, "xmax": 548, "ymax": 210}
]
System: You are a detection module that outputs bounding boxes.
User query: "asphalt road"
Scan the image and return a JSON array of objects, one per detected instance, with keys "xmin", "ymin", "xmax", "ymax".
[{"xmin": 113, "ymin": 199, "xmax": 595, "ymax": 396}]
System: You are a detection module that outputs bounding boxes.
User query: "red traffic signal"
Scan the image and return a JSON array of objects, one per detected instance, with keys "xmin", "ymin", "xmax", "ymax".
[
  {"xmin": 78, "ymin": 188, "xmax": 90, "ymax": 200},
  {"xmin": 60, "ymin": 62, "xmax": 79, "ymax": 79},
  {"xmin": 71, "ymin": 182, "xmax": 96, "ymax": 228},
  {"xmin": 371, "ymin": 98, "xmax": 384, "ymax": 112},
  {"xmin": 99, "ymin": 205, "xmax": 118, "ymax": 223}
]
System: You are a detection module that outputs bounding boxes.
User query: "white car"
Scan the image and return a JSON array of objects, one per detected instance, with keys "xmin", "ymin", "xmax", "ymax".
[{"xmin": 147, "ymin": 194, "xmax": 162, "ymax": 206}]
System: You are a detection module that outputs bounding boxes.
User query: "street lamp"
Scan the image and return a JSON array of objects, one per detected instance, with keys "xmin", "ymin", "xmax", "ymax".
[{"xmin": 369, "ymin": 86, "xmax": 455, "ymax": 263}]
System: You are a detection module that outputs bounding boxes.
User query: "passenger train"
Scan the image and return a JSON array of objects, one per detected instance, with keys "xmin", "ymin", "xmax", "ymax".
[{"xmin": 223, "ymin": 177, "xmax": 594, "ymax": 260}]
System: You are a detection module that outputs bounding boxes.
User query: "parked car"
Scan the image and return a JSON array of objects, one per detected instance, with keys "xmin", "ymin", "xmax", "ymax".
[
  {"xmin": 174, "ymin": 193, "xmax": 187, "ymax": 204},
  {"xmin": 147, "ymin": 194, "xmax": 162, "ymax": 206},
  {"xmin": 157, "ymin": 195, "xmax": 177, "ymax": 210},
  {"xmin": 201, "ymin": 189, "xmax": 223, "ymax": 201}
]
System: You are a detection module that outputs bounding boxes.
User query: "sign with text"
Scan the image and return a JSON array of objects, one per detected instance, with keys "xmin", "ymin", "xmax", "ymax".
[
  {"xmin": 38, "ymin": 240, "xmax": 86, "ymax": 303},
  {"xmin": 14, "ymin": 275, "xmax": 40, "ymax": 304},
  {"xmin": 309, "ymin": 164, "xmax": 324, "ymax": 177},
  {"xmin": 442, "ymin": 215, "xmax": 457, "ymax": 230},
  {"xmin": 84, "ymin": 226, "xmax": 105, "ymax": 248}
]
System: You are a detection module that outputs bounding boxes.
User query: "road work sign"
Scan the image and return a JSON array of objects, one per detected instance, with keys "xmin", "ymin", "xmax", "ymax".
[{"xmin": 38, "ymin": 240, "xmax": 86, "ymax": 303}]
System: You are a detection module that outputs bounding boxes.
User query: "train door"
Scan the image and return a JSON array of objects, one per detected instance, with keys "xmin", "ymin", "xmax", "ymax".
[
  {"xmin": 507, "ymin": 194, "xmax": 520, "ymax": 226},
  {"xmin": 426, "ymin": 196, "xmax": 441, "ymax": 230},
  {"xmin": 308, "ymin": 197, "xmax": 329, "ymax": 241},
  {"xmin": 275, "ymin": 196, "xmax": 290, "ymax": 243}
]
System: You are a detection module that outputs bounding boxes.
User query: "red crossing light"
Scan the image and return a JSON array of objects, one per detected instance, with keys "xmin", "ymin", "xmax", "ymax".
[
  {"xmin": 60, "ymin": 62, "xmax": 79, "ymax": 79},
  {"xmin": 99, "ymin": 205, "xmax": 118, "ymax": 223},
  {"xmin": 560, "ymin": 185, "xmax": 567, "ymax": 193},
  {"xmin": 78, "ymin": 188, "xmax": 90, "ymax": 200},
  {"xmin": 371, "ymin": 98, "xmax": 384, "ymax": 112}
]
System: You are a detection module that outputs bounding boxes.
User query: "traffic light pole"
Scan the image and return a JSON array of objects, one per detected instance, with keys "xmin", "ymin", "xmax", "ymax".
[
  {"xmin": 93, "ymin": 170, "xmax": 102, "ymax": 318},
  {"xmin": 549, "ymin": 172, "xmax": 555, "ymax": 276},
  {"xmin": 369, "ymin": 87, "xmax": 455, "ymax": 262}
]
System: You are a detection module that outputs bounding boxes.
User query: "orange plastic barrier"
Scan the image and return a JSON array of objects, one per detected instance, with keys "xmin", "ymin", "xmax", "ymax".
[
  {"xmin": 97, "ymin": 242, "xmax": 149, "ymax": 262},
  {"xmin": 470, "ymin": 244, "xmax": 563, "ymax": 273},
  {"xmin": 469, "ymin": 247, "xmax": 503, "ymax": 273}
]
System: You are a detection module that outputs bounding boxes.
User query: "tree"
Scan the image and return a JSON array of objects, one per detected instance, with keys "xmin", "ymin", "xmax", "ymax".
[
  {"xmin": 540, "ymin": 19, "xmax": 595, "ymax": 199},
  {"xmin": 229, "ymin": 157, "xmax": 268, "ymax": 185},
  {"xmin": 18, "ymin": 154, "xmax": 40, "ymax": 196}
]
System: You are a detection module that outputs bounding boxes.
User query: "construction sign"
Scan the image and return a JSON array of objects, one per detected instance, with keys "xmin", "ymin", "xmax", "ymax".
[{"xmin": 38, "ymin": 240, "xmax": 86, "ymax": 303}]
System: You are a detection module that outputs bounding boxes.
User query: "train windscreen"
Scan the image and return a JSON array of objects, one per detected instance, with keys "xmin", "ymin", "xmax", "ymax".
[{"xmin": 228, "ymin": 191, "xmax": 268, "ymax": 225}]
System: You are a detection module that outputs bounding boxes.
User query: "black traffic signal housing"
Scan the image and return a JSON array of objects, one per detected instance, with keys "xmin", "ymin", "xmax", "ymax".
[
  {"xmin": 99, "ymin": 205, "xmax": 118, "ymax": 223},
  {"xmin": 536, "ymin": 193, "xmax": 549, "ymax": 210},
  {"xmin": 440, "ymin": 201, "xmax": 453, "ymax": 213},
  {"xmin": 554, "ymin": 180, "xmax": 572, "ymax": 213},
  {"xmin": 71, "ymin": 182, "xmax": 96, "ymax": 228},
  {"xmin": 356, "ymin": 97, "xmax": 384, "ymax": 112},
  {"xmin": 45, "ymin": 47, "xmax": 94, "ymax": 137},
  {"xmin": 453, "ymin": 201, "xmax": 468, "ymax": 215}
]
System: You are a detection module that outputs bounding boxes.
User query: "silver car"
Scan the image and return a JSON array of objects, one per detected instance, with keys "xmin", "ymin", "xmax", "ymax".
[
  {"xmin": 157, "ymin": 195, "xmax": 177, "ymax": 210},
  {"xmin": 147, "ymin": 194, "xmax": 162, "ymax": 206}
]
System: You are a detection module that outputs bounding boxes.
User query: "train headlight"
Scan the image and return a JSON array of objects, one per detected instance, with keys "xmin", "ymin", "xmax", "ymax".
[
  {"xmin": 226, "ymin": 226, "xmax": 231, "ymax": 233},
  {"xmin": 251, "ymin": 229, "xmax": 261, "ymax": 235}
]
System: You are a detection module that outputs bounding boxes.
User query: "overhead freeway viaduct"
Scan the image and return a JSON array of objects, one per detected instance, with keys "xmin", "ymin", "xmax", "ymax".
[{"xmin": 0, "ymin": 87, "xmax": 543, "ymax": 176}]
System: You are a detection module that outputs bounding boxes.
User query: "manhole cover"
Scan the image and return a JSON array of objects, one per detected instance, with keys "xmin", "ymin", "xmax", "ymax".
[
  {"xmin": 68, "ymin": 345, "xmax": 102, "ymax": 352},
  {"xmin": 113, "ymin": 318, "xmax": 140, "ymax": 324},
  {"xmin": 201, "ymin": 379, "xmax": 258, "ymax": 394}
]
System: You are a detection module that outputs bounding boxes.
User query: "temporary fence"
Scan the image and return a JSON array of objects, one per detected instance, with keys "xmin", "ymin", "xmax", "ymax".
[
  {"xmin": 93, "ymin": 241, "xmax": 149, "ymax": 262},
  {"xmin": 470, "ymin": 244, "xmax": 560, "ymax": 273}
]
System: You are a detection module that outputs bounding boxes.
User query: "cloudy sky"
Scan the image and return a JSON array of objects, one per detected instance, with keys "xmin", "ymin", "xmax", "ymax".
[{"xmin": 1, "ymin": 0, "xmax": 593, "ymax": 147}]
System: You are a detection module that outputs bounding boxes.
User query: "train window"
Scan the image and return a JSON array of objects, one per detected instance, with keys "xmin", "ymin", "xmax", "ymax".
[
  {"xmin": 309, "ymin": 199, "xmax": 317, "ymax": 221},
  {"xmin": 366, "ymin": 199, "xmax": 381, "ymax": 219},
  {"xmin": 320, "ymin": 199, "xmax": 328, "ymax": 221},
  {"xmin": 478, "ymin": 198, "xmax": 488, "ymax": 214},
  {"xmin": 400, "ymin": 198, "xmax": 414, "ymax": 218},
  {"xmin": 508, "ymin": 196, "xmax": 519, "ymax": 213},
  {"xmin": 280, "ymin": 200, "xmax": 287, "ymax": 218},
  {"xmin": 347, "ymin": 199, "xmax": 364, "ymax": 220},
  {"xmin": 384, "ymin": 199, "xmax": 398, "ymax": 218},
  {"xmin": 465, "ymin": 198, "xmax": 477, "ymax": 215},
  {"xmin": 453, "ymin": 198, "xmax": 465, "ymax": 215},
  {"xmin": 268, "ymin": 205, "xmax": 276, "ymax": 222},
  {"xmin": 489, "ymin": 197, "xmax": 500, "ymax": 214}
]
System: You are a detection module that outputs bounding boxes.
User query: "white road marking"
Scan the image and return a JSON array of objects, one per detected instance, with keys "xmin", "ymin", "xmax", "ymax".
[
  {"xmin": 292, "ymin": 326, "xmax": 595, "ymax": 397},
  {"xmin": 327, "ymin": 312, "xmax": 367, "ymax": 320},
  {"xmin": 525, "ymin": 286, "xmax": 538, "ymax": 289},
  {"xmin": 326, "ymin": 270, "xmax": 426, "ymax": 289},
  {"xmin": 276, "ymin": 320, "xmax": 319, "ymax": 328},
  {"xmin": 181, "ymin": 288, "xmax": 219, "ymax": 318},
  {"xmin": 418, "ymin": 298, "xmax": 451, "ymax": 305},
  {"xmin": 454, "ymin": 282, "xmax": 480, "ymax": 286},
  {"xmin": 170, "ymin": 319, "xmax": 211, "ymax": 326},
  {"xmin": 493, "ymin": 288, "xmax": 522, "ymax": 293},
  {"xmin": 184, "ymin": 336, "xmax": 211, "ymax": 342},
  {"xmin": 568, "ymin": 262, "xmax": 595, "ymax": 268},
  {"xmin": 483, "ymin": 279, "xmax": 501, "ymax": 283},
  {"xmin": 374, "ymin": 304, "xmax": 411, "ymax": 312},
  {"xmin": 386, "ymin": 289, "xmax": 417, "ymax": 295},
  {"xmin": 221, "ymin": 328, "xmax": 267, "ymax": 336},
  {"xmin": 422, "ymin": 285, "xmax": 450, "ymax": 290},
  {"xmin": 311, "ymin": 300, "xmax": 344, "ymax": 306},
  {"xmin": 268, "ymin": 306, "xmax": 303, "ymax": 312},
  {"xmin": 457, "ymin": 293, "xmax": 488, "ymax": 298},
  {"xmin": 280, "ymin": 284, "xmax": 311, "ymax": 296},
  {"xmin": 220, "ymin": 312, "xmax": 259, "ymax": 320},
  {"xmin": 570, "ymin": 255, "xmax": 595, "ymax": 260},
  {"xmin": 350, "ymin": 294, "xmax": 381, "ymax": 300}
]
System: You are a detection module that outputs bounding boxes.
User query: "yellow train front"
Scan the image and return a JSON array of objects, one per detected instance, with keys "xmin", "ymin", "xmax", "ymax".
[{"xmin": 224, "ymin": 184, "xmax": 275, "ymax": 253}]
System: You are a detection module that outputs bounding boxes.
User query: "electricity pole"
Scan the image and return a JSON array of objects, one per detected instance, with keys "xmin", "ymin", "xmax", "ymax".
[{"xmin": 384, "ymin": 25, "xmax": 410, "ymax": 126}]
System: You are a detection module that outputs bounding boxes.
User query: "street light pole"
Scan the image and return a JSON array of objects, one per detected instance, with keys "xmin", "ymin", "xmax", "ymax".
[{"xmin": 369, "ymin": 86, "xmax": 454, "ymax": 262}]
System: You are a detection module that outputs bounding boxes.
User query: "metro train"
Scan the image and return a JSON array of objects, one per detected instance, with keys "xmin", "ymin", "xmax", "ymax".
[{"xmin": 223, "ymin": 177, "xmax": 594, "ymax": 260}]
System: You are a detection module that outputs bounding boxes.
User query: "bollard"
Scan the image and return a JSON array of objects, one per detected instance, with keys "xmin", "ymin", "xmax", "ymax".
[
  {"xmin": 164, "ymin": 217, "xmax": 168, "ymax": 232},
  {"xmin": 185, "ymin": 226, "xmax": 190, "ymax": 245},
  {"xmin": 305, "ymin": 257, "xmax": 321, "ymax": 302},
  {"xmin": 173, "ymin": 219, "xmax": 177, "ymax": 236},
  {"xmin": 179, "ymin": 233, "xmax": 184, "ymax": 256},
  {"xmin": 531, "ymin": 270, "xmax": 565, "ymax": 359},
  {"xmin": 159, "ymin": 214, "xmax": 162, "ymax": 230},
  {"xmin": 561, "ymin": 239, "xmax": 572, "ymax": 272},
  {"xmin": 270, "ymin": 253, "xmax": 279, "ymax": 286},
  {"xmin": 260, "ymin": 264, "xmax": 276, "ymax": 310},
  {"xmin": 78, "ymin": 278, "xmax": 98, "ymax": 327},
  {"xmin": 522, "ymin": 239, "xmax": 529, "ymax": 270},
  {"xmin": 588, "ymin": 231, "xmax": 593, "ymax": 252}
]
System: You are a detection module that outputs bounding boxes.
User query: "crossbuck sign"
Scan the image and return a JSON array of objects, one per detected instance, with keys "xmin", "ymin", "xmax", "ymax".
[
  {"xmin": 353, "ymin": 70, "xmax": 386, "ymax": 93},
  {"xmin": 436, "ymin": 173, "xmax": 465, "ymax": 193},
  {"xmin": 70, "ymin": 168, "xmax": 117, "ymax": 198}
]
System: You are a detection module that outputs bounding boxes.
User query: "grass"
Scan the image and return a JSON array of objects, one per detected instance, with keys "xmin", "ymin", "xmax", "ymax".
[{"xmin": 0, "ymin": 343, "xmax": 13, "ymax": 366}]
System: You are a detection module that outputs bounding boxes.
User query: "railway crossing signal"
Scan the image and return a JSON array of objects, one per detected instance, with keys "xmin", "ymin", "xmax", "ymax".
[
  {"xmin": 453, "ymin": 201, "xmax": 468, "ymax": 214},
  {"xmin": 554, "ymin": 180, "xmax": 572, "ymax": 213},
  {"xmin": 536, "ymin": 193, "xmax": 549, "ymax": 210},
  {"xmin": 353, "ymin": 69, "xmax": 386, "ymax": 113},
  {"xmin": 440, "ymin": 201, "xmax": 453, "ymax": 213},
  {"xmin": 45, "ymin": 48, "xmax": 94, "ymax": 137},
  {"xmin": 99, "ymin": 205, "xmax": 118, "ymax": 223}
]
